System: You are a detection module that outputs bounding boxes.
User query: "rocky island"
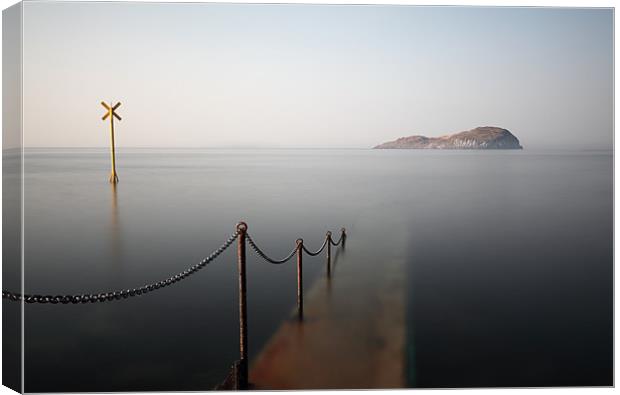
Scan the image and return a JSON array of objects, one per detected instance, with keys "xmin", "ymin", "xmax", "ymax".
[{"xmin": 374, "ymin": 126, "xmax": 523, "ymax": 150}]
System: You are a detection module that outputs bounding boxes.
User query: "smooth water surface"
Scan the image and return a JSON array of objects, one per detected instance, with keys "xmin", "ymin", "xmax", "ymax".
[{"xmin": 17, "ymin": 148, "xmax": 612, "ymax": 390}]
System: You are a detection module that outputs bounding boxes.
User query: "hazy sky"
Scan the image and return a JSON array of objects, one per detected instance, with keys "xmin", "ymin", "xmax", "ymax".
[{"xmin": 21, "ymin": 3, "xmax": 612, "ymax": 148}]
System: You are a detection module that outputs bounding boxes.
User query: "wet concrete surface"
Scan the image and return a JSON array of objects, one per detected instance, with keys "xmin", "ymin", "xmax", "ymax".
[{"xmin": 250, "ymin": 212, "xmax": 408, "ymax": 389}]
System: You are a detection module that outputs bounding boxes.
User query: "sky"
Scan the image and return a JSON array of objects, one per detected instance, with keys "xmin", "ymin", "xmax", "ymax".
[{"xmin": 18, "ymin": 3, "xmax": 613, "ymax": 148}]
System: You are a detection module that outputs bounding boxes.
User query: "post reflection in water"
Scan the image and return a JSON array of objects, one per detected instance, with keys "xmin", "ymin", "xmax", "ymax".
[
  {"xmin": 329, "ymin": 246, "xmax": 343, "ymax": 276},
  {"xmin": 109, "ymin": 182, "xmax": 123, "ymax": 266},
  {"xmin": 326, "ymin": 245, "xmax": 344, "ymax": 297}
]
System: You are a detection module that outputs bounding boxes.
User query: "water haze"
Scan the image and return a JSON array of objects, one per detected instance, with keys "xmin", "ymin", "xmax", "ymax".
[{"xmin": 10, "ymin": 148, "xmax": 612, "ymax": 391}]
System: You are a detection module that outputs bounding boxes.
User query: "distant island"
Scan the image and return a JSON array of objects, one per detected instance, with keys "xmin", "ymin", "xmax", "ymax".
[{"xmin": 374, "ymin": 126, "xmax": 523, "ymax": 150}]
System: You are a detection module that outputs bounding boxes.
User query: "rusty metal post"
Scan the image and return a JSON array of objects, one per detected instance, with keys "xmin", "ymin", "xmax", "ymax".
[
  {"xmin": 296, "ymin": 238, "xmax": 304, "ymax": 321},
  {"xmin": 236, "ymin": 222, "xmax": 248, "ymax": 389},
  {"xmin": 341, "ymin": 227, "xmax": 347, "ymax": 248},
  {"xmin": 326, "ymin": 231, "xmax": 332, "ymax": 278}
]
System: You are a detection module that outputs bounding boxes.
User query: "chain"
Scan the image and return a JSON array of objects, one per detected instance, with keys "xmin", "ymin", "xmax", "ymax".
[
  {"xmin": 246, "ymin": 233, "xmax": 298, "ymax": 264},
  {"xmin": 247, "ymin": 229, "xmax": 345, "ymax": 261},
  {"xmin": 301, "ymin": 238, "xmax": 329, "ymax": 256},
  {"xmin": 2, "ymin": 231, "xmax": 239, "ymax": 304},
  {"xmin": 3, "ymin": 225, "xmax": 347, "ymax": 304},
  {"xmin": 329, "ymin": 228, "xmax": 346, "ymax": 246}
]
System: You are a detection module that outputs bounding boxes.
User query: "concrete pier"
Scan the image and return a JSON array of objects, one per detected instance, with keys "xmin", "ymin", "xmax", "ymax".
[{"xmin": 250, "ymin": 214, "xmax": 408, "ymax": 389}]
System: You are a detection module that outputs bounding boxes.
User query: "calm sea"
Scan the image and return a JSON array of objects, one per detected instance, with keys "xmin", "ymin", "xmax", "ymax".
[{"xmin": 6, "ymin": 148, "xmax": 613, "ymax": 390}]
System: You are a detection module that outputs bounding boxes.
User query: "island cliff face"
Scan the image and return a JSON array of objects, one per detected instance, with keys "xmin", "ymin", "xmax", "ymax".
[{"xmin": 374, "ymin": 127, "xmax": 523, "ymax": 150}]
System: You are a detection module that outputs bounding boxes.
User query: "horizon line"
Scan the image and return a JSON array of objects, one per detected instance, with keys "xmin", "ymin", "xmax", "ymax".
[
  {"xmin": 8, "ymin": 144, "xmax": 614, "ymax": 151},
  {"xmin": 20, "ymin": 146, "xmax": 372, "ymax": 150}
]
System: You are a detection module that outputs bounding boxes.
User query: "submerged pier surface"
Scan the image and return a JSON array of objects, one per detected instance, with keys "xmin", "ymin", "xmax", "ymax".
[{"xmin": 250, "ymin": 214, "xmax": 408, "ymax": 389}]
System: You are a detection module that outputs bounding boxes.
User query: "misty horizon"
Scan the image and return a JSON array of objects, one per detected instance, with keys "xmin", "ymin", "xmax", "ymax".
[
  {"xmin": 6, "ymin": 3, "xmax": 611, "ymax": 150},
  {"xmin": 4, "ymin": 2, "xmax": 614, "ymax": 391}
]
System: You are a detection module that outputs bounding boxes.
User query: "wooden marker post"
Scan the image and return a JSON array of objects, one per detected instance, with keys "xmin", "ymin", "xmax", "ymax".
[{"xmin": 101, "ymin": 101, "xmax": 122, "ymax": 183}]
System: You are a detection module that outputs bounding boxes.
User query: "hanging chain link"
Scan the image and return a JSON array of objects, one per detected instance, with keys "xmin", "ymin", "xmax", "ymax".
[
  {"xmin": 301, "ymin": 238, "xmax": 329, "ymax": 256},
  {"xmin": 246, "ymin": 233, "xmax": 299, "ymax": 264},
  {"xmin": 247, "ymin": 228, "xmax": 345, "ymax": 261},
  {"xmin": 2, "ymin": 224, "xmax": 347, "ymax": 304},
  {"xmin": 329, "ymin": 228, "xmax": 346, "ymax": 246},
  {"xmin": 2, "ymin": 231, "xmax": 239, "ymax": 304}
]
